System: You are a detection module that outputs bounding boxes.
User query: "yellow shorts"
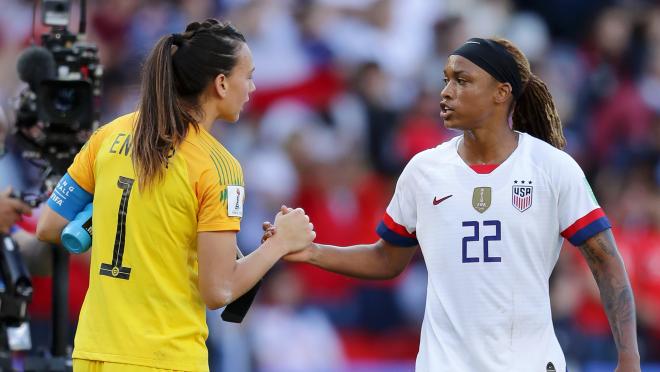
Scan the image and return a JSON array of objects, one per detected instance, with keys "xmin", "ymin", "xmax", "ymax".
[{"xmin": 73, "ymin": 359, "xmax": 184, "ymax": 372}]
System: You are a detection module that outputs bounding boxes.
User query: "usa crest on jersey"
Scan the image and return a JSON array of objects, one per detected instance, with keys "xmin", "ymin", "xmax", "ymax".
[{"xmin": 512, "ymin": 184, "xmax": 533, "ymax": 212}]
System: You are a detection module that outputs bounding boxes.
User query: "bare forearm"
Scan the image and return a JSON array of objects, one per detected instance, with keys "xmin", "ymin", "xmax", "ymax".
[
  {"xmin": 593, "ymin": 259, "xmax": 638, "ymax": 357},
  {"xmin": 309, "ymin": 241, "xmax": 411, "ymax": 280},
  {"xmin": 223, "ymin": 240, "xmax": 284, "ymax": 305},
  {"xmin": 206, "ymin": 238, "xmax": 284, "ymax": 309},
  {"xmin": 36, "ymin": 205, "xmax": 68, "ymax": 244},
  {"xmin": 581, "ymin": 231, "xmax": 639, "ymax": 359},
  {"xmin": 199, "ymin": 236, "xmax": 285, "ymax": 309}
]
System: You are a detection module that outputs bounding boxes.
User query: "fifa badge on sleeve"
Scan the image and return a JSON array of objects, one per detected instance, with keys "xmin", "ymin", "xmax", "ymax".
[{"xmin": 227, "ymin": 185, "xmax": 245, "ymax": 217}]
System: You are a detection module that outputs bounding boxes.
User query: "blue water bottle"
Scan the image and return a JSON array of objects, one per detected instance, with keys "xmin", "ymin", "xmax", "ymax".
[{"xmin": 61, "ymin": 203, "xmax": 93, "ymax": 254}]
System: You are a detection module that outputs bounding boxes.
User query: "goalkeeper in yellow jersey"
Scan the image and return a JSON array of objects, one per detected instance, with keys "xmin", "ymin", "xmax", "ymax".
[{"xmin": 36, "ymin": 19, "xmax": 315, "ymax": 372}]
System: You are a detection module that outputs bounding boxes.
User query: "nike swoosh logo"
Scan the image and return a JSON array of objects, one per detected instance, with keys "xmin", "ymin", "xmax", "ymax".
[{"xmin": 433, "ymin": 194, "xmax": 453, "ymax": 205}]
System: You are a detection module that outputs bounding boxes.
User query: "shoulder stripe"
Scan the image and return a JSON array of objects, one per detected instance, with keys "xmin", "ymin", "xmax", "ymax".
[
  {"xmin": 561, "ymin": 208, "xmax": 605, "ymax": 239},
  {"xmin": 199, "ymin": 134, "xmax": 242, "ymax": 185},
  {"xmin": 561, "ymin": 208, "xmax": 611, "ymax": 246},
  {"xmin": 208, "ymin": 152, "xmax": 224, "ymax": 185},
  {"xmin": 382, "ymin": 212, "xmax": 416, "ymax": 238},
  {"xmin": 565, "ymin": 217, "xmax": 611, "ymax": 246},
  {"xmin": 196, "ymin": 139, "xmax": 229, "ymax": 203},
  {"xmin": 210, "ymin": 150, "xmax": 229, "ymax": 185},
  {"xmin": 198, "ymin": 136, "xmax": 230, "ymax": 185},
  {"xmin": 200, "ymin": 130, "xmax": 236, "ymax": 183},
  {"xmin": 208, "ymin": 148, "xmax": 228, "ymax": 185},
  {"xmin": 224, "ymin": 149, "xmax": 240, "ymax": 184},
  {"xmin": 217, "ymin": 146, "xmax": 237, "ymax": 185},
  {"xmin": 214, "ymin": 147, "xmax": 235, "ymax": 185}
]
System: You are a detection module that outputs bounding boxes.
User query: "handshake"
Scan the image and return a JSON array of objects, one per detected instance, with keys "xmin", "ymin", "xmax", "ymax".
[
  {"xmin": 261, "ymin": 205, "xmax": 316, "ymax": 263},
  {"xmin": 221, "ymin": 205, "xmax": 315, "ymax": 323}
]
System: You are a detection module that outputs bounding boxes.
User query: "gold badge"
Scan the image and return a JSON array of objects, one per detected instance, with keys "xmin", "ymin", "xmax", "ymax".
[{"xmin": 472, "ymin": 187, "xmax": 491, "ymax": 213}]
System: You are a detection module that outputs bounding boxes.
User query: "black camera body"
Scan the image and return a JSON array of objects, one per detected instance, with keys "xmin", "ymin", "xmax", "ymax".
[
  {"xmin": 14, "ymin": 0, "xmax": 102, "ymax": 177},
  {"xmin": 0, "ymin": 236, "xmax": 32, "ymax": 327},
  {"xmin": 39, "ymin": 31, "xmax": 100, "ymax": 133}
]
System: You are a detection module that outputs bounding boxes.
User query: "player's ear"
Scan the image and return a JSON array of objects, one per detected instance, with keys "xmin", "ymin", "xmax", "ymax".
[
  {"xmin": 214, "ymin": 74, "xmax": 228, "ymax": 98},
  {"xmin": 494, "ymin": 82, "xmax": 512, "ymax": 104}
]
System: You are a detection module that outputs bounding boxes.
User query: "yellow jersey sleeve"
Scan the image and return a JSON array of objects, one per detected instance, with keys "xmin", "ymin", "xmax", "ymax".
[
  {"xmin": 193, "ymin": 131, "xmax": 244, "ymax": 232},
  {"xmin": 197, "ymin": 169, "xmax": 241, "ymax": 232},
  {"xmin": 67, "ymin": 125, "xmax": 110, "ymax": 193}
]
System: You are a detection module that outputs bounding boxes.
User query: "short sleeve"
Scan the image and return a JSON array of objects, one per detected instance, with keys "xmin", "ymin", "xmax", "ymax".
[
  {"xmin": 557, "ymin": 156, "xmax": 611, "ymax": 246},
  {"xmin": 376, "ymin": 160, "xmax": 419, "ymax": 247},
  {"xmin": 196, "ymin": 168, "xmax": 243, "ymax": 232},
  {"xmin": 67, "ymin": 126, "xmax": 108, "ymax": 194}
]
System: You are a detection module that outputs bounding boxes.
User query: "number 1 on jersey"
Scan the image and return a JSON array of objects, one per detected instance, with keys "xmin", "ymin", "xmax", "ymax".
[{"xmin": 100, "ymin": 176, "xmax": 134, "ymax": 280}]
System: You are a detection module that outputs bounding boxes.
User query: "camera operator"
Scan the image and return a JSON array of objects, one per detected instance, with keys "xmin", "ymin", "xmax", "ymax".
[
  {"xmin": 0, "ymin": 106, "xmax": 52, "ymax": 277},
  {"xmin": 0, "ymin": 188, "xmax": 31, "ymax": 234}
]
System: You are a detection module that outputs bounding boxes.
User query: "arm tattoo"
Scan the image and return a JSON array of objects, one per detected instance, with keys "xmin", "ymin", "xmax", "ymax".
[{"xmin": 578, "ymin": 230, "xmax": 637, "ymax": 354}]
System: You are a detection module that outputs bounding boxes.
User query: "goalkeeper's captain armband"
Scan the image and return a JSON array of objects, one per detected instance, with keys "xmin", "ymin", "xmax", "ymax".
[
  {"xmin": 61, "ymin": 203, "xmax": 93, "ymax": 254},
  {"xmin": 47, "ymin": 173, "xmax": 93, "ymax": 221}
]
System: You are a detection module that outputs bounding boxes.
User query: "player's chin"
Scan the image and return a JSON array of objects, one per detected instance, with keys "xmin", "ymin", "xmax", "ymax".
[
  {"xmin": 442, "ymin": 116, "xmax": 461, "ymax": 130},
  {"xmin": 229, "ymin": 102, "xmax": 251, "ymax": 123},
  {"xmin": 224, "ymin": 108, "xmax": 243, "ymax": 123}
]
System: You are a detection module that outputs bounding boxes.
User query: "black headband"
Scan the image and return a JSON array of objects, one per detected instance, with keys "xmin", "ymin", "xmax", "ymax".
[{"xmin": 450, "ymin": 38, "xmax": 523, "ymax": 99}]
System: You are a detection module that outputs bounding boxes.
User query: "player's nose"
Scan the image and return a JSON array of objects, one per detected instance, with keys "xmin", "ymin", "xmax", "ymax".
[{"xmin": 440, "ymin": 81, "xmax": 454, "ymax": 101}]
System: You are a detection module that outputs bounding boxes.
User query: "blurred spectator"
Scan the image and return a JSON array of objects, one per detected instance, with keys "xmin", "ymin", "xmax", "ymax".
[
  {"xmin": 421, "ymin": 15, "xmax": 468, "ymax": 95},
  {"xmin": 635, "ymin": 229, "xmax": 660, "ymax": 361},
  {"xmin": 248, "ymin": 266, "xmax": 345, "ymax": 372},
  {"xmin": 639, "ymin": 48, "xmax": 660, "ymax": 114},
  {"xmin": 513, "ymin": 0, "xmax": 613, "ymax": 41},
  {"xmin": 570, "ymin": 7, "xmax": 652, "ymax": 172},
  {"xmin": 504, "ymin": 11, "xmax": 550, "ymax": 63},
  {"xmin": 351, "ymin": 61, "xmax": 402, "ymax": 176},
  {"xmin": 290, "ymin": 123, "xmax": 386, "ymax": 303},
  {"xmin": 394, "ymin": 90, "xmax": 452, "ymax": 162}
]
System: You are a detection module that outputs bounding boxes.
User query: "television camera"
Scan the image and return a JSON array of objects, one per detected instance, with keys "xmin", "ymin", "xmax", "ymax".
[{"xmin": 1, "ymin": 0, "xmax": 101, "ymax": 369}]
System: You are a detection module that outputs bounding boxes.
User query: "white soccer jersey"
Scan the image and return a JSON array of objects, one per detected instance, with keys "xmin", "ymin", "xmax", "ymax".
[{"xmin": 377, "ymin": 132, "xmax": 610, "ymax": 372}]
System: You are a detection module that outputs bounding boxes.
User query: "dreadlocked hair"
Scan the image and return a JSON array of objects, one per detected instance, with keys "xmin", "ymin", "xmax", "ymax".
[{"xmin": 491, "ymin": 38, "xmax": 566, "ymax": 149}]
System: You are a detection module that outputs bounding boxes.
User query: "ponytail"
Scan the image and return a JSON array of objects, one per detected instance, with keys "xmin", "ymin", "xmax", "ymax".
[
  {"xmin": 492, "ymin": 38, "xmax": 566, "ymax": 149},
  {"xmin": 133, "ymin": 35, "xmax": 196, "ymax": 190},
  {"xmin": 132, "ymin": 19, "xmax": 246, "ymax": 190}
]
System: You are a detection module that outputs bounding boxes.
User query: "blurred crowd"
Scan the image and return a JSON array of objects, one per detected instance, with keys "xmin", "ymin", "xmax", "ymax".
[{"xmin": 1, "ymin": 0, "xmax": 659, "ymax": 371}]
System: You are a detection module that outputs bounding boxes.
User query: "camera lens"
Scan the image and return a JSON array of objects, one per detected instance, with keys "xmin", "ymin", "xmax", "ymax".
[
  {"xmin": 53, "ymin": 87, "xmax": 78, "ymax": 113},
  {"xmin": 38, "ymin": 80, "xmax": 92, "ymax": 127}
]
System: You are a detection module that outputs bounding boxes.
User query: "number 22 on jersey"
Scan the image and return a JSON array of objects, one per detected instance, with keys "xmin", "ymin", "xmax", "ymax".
[{"xmin": 462, "ymin": 220, "xmax": 502, "ymax": 263}]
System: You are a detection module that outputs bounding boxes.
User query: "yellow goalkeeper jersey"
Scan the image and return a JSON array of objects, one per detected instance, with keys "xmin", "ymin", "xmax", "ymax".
[{"xmin": 68, "ymin": 112, "xmax": 244, "ymax": 371}]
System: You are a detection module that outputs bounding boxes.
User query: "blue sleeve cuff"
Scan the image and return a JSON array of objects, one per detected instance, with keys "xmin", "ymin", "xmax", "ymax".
[
  {"xmin": 376, "ymin": 221, "xmax": 418, "ymax": 247},
  {"xmin": 47, "ymin": 173, "xmax": 93, "ymax": 221},
  {"xmin": 568, "ymin": 217, "xmax": 612, "ymax": 246}
]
